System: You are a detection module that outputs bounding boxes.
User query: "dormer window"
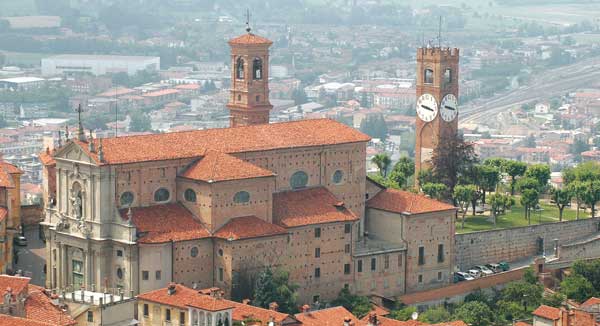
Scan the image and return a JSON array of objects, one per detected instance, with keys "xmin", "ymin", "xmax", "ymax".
[
  {"xmin": 252, "ymin": 57, "xmax": 263, "ymax": 80},
  {"xmin": 236, "ymin": 57, "xmax": 245, "ymax": 80}
]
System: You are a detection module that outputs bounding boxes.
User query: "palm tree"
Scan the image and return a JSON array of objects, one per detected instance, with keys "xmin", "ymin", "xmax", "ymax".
[{"xmin": 371, "ymin": 153, "xmax": 391, "ymax": 177}]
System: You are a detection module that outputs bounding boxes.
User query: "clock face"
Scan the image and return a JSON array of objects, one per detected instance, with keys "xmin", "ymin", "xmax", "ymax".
[
  {"xmin": 416, "ymin": 93, "xmax": 438, "ymax": 122},
  {"xmin": 440, "ymin": 94, "xmax": 458, "ymax": 122}
]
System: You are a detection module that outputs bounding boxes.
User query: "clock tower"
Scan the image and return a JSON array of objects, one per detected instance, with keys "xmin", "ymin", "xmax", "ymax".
[
  {"xmin": 415, "ymin": 46, "xmax": 460, "ymax": 179},
  {"xmin": 227, "ymin": 26, "xmax": 273, "ymax": 127}
]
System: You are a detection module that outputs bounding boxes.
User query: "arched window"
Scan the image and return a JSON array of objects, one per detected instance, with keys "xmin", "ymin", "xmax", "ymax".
[
  {"xmin": 252, "ymin": 57, "xmax": 263, "ymax": 80},
  {"xmin": 120, "ymin": 191, "xmax": 134, "ymax": 207},
  {"xmin": 444, "ymin": 68, "xmax": 452, "ymax": 85},
  {"xmin": 290, "ymin": 171, "xmax": 309, "ymax": 189},
  {"xmin": 424, "ymin": 69, "xmax": 434, "ymax": 84},
  {"xmin": 184, "ymin": 189, "xmax": 196, "ymax": 202},
  {"xmin": 236, "ymin": 57, "xmax": 245, "ymax": 80},
  {"xmin": 332, "ymin": 170, "xmax": 344, "ymax": 184},
  {"xmin": 154, "ymin": 188, "xmax": 170, "ymax": 203},
  {"xmin": 233, "ymin": 191, "xmax": 250, "ymax": 203}
]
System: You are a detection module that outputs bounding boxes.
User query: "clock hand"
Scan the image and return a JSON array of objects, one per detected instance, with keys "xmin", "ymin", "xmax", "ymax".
[
  {"xmin": 421, "ymin": 105, "xmax": 433, "ymax": 111},
  {"xmin": 445, "ymin": 105, "xmax": 455, "ymax": 111}
]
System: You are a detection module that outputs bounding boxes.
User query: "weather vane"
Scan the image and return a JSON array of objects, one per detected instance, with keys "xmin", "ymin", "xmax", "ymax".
[{"xmin": 245, "ymin": 9, "xmax": 251, "ymax": 33}]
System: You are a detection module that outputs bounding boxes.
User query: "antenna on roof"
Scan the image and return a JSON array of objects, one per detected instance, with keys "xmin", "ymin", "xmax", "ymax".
[
  {"xmin": 438, "ymin": 16, "xmax": 443, "ymax": 48},
  {"xmin": 245, "ymin": 9, "xmax": 252, "ymax": 33},
  {"xmin": 114, "ymin": 87, "xmax": 118, "ymax": 138}
]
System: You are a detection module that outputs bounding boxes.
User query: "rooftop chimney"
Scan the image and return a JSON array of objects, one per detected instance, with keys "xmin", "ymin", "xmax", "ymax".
[
  {"xmin": 269, "ymin": 302, "xmax": 279, "ymax": 311},
  {"xmin": 242, "ymin": 299, "xmax": 251, "ymax": 305},
  {"xmin": 343, "ymin": 316, "xmax": 355, "ymax": 326},
  {"xmin": 167, "ymin": 283, "xmax": 176, "ymax": 295},
  {"xmin": 301, "ymin": 304, "xmax": 310, "ymax": 315}
]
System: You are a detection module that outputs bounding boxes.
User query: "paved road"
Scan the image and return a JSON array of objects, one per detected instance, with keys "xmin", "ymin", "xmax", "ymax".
[{"xmin": 14, "ymin": 225, "xmax": 47, "ymax": 286}]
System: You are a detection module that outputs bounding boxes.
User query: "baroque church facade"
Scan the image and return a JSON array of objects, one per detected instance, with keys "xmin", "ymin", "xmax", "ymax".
[{"xmin": 40, "ymin": 29, "xmax": 458, "ymax": 304}]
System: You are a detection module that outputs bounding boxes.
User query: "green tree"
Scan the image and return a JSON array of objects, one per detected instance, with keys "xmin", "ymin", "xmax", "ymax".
[
  {"xmin": 360, "ymin": 114, "xmax": 388, "ymax": 141},
  {"xmin": 253, "ymin": 268, "xmax": 299, "ymax": 314},
  {"xmin": 541, "ymin": 292, "xmax": 565, "ymax": 308},
  {"xmin": 572, "ymin": 259, "xmax": 600, "ymax": 292},
  {"xmin": 484, "ymin": 157, "xmax": 507, "ymax": 172},
  {"xmin": 331, "ymin": 288, "xmax": 372, "ymax": 318},
  {"xmin": 504, "ymin": 160, "xmax": 528, "ymax": 195},
  {"xmin": 454, "ymin": 184, "xmax": 477, "ymax": 229},
  {"xmin": 550, "ymin": 188, "xmax": 572, "ymax": 221},
  {"xmin": 517, "ymin": 177, "xmax": 540, "ymax": 193},
  {"xmin": 431, "ymin": 133, "xmax": 478, "ymax": 194},
  {"xmin": 391, "ymin": 157, "xmax": 415, "ymax": 188},
  {"xmin": 418, "ymin": 306, "xmax": 451, "ymax": 324},
  {"xmin": 453, "ymin": 301, "xmax": 494, "ymax": 326},
  {"xmin": 389, "ymin": 306, "xmax": 416, "ymax": 321},
  {"xmin": 560, "ymin": 275, "xmax": 596, "ymax": 303},
  {"xmin": 129, "ymin": 111, "xmax": 152, "ymax": 132},
  {"xmin": 475, "ymin": 164, "xmax": 500, "ymax": 204},
  {"xmin": 582, "ymin": 180, "xmax": 600, "ymax": 218},
  {"xmin": 523, "ymin": 267, "xmax": 538, "ymax": 284},
  {"xmin": 488, "ymin": 193, "xmax": 514, "ymax": 226},
  {"xmin": 496, "ymin": 300, "xmax": 526, "ymax": 322},
  {"xmin": 567, "ymin": 181, "xmax": 587, "ymax": 220},
  {"xmin": 371, "ymin": 153, "xmax": 391, "ymax": 177},
  {"xmin": 501, "ymin": 280, "xmax": 543, "ymax": 310},
  {"xmin": 417, "ymin": 168, "xmax": 434, "ymax": 186},
  {"xmin": 524, "ymin": 164, "xmax": 551, "ymax": 192},
  {"xmin": 422, "ymin": 183, "xmax": 448, "ymax": 201},
  {"xmin": 521, "ymin": 189, "xmax": 539, "ymax": 224}
]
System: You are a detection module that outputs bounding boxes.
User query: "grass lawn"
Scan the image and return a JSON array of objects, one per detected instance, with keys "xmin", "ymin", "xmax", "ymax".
[{"xmin": 456, "ymin": 200, "xmax": 591, "ymax": 234}]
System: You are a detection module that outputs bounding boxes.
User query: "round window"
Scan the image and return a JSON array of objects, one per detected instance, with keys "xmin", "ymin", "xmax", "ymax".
[
  {"xmin": 184, "ymin": 189, "xmax": 197, "ymax": 202},
  {"xmin": 290, "ymin": 171, "xmax": 308, "ymax": 189},
  {"xmin": 218, "ymin": 249, "xmax": 224, "ymax": 257},
  {"xmin": 120, "ymin": 191, "xmax": 134, "ymax": 207},
  {"xmin": 233, "ymin": 191, "xmax": 250, "ymax": 203},
  {"xmin": 154, "ymin": 188, "xmax": 170, "ymax": 202},
  {"xmin": 117, "ymin": 267, "xmax": 123, "ymax": 279},
  {"xmin": 191, "ymin": 247, "xmax": 198, "ymax": 258},
  {"xmin": 333, "ymin": 170, "xmax": 344, "ymax": 184}
]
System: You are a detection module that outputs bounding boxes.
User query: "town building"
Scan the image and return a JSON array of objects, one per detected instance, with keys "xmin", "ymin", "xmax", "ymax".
[
  {"xmin": 41, "ymin": 55, "xmax": 160, "ymax": 77},
  {"xmin": 40, "ymin": 28, "xmax": 456, "ymax": 305},
  {"xmin": 0, "ymin": 77, "xmax": 46, "ymax": 90},
  {"xmin": 0, "ymin": 162, "xmax": 22, "ymax": 274}
]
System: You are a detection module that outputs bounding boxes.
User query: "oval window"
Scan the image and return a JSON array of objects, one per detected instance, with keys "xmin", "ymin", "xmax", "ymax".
[
  {"xmin": 191, "ymin": 247, "xmax": 198, "ymax": 258},
  {"xmin": 154, "ymin": 188, "xmax": 170, "ymax": 202},
  {"xmin": 333, "ymin": 170, "xmax": 344, "ymax": 184},
  {"xmin": 117, "ymin": 267, "xmax": 123, "ymax": 279},
  {"xmin": 290, "ymin": 171, "xmax": 308, "ymax": 189},
  {"xmin": 218, "ymin": 249, "xmax": 224, "ymax": 257},
  {"xmin": 120, "ymin": 191, "xmax": 134, "ymax": 207},
  {"xmin": 184, "ymin": 189, "xmax": 197, "ymax": 202},
  {"xmin": 233, "ymin": 191, "xmax": 250, "ymax": 203}
]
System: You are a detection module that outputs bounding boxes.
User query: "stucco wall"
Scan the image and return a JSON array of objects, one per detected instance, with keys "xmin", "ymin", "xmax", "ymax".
[{"xmin": 455, "ymin": 218, "xmax": 600, "ymax": 270}]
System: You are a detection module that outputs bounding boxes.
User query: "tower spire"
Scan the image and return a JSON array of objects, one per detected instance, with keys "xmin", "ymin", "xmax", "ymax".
[
  {"xmin": 77, "ymin": 104, "xmax": 86, "ymax": 142},
  {"xmin": 245, "ymin": 9, "xmax": 251, "ymax": 33}
]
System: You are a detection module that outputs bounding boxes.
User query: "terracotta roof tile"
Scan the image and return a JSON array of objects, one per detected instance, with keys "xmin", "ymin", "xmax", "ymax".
[
  {"xmin": 273, "ymin": 187, "xmax": 358, "ymax": 228},
  {"xmin": 181, "ymin": 151, "xmax": 274, "ymax": 183},
  {"xmin": 533, "ymin": 305, "xmax": 561, "ymax": 320},
  {"xmin": 361, "ymin": 315, "xmax": 407, "ymax": 326},
  {"xmin": 294, "ymin": 306, "xmax": 366, "ymax": 326},
  {"xmin": 367, "ymin": 188, "xmax": 455, "ymax": 215},
  {"xmin": 371, "ymin": 303, "xmax": 390, "ymax": 316},
  {"xmin": 39, "ymin": 150, "xmax": 56, "ymax": 166},
  {"xmin": 0, "ymin": 275, "xmax": 31, "ymax": 296},
  {"xmin": 230, "ymin": 301, "xmax": 298, "ymax": 324},
  {"xmin": 214, "ymin": 216, "xmax": 287, "ymax": 240},
  {"xmin": 431, "ymin": 321, "xmax": 468, "ymax": 326},
  {"xmin": 0, "ymin": 161, "xmax": 21, "ymax": 188},
  {"xmin": 120, "ymin": 204, "xmax": 210, "ymax": 243},
  {"xmin": 582, "ymin": 297, "xmax": 600, "ymax": 307},
  {"xmin": 25, "ymin": 285, "xmax": 76, "ymax": 326},
  {"xmin": 142, "ymin": 89, "xmax": 179, "ymax": 97},
  {"xmin": 68, "ymin": 119, "xmax": 369, "ymax": 165},
  {"xmin": 138, "ymin": 284, "xmax": 234, "ymax": 311},
  {"xmin": 175, "ymin": 84, "xmax": 201, "ymax": 90},
  {"xmin": 228, "ymin": 33, "xmax": 273, "ymax": 45},
  {"xmin": 0, "ymin": 315, "xmax": 53, "ymax": 326},
  {"xmin": 514, "ymin": 322, "xmax": 532, "ymax": 326}
]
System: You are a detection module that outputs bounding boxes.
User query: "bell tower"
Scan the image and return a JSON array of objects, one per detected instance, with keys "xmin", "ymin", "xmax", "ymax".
[
  {"xmin": 227, "ymin": 23, "xmax": 273, "ymax": 128},
  {"xmin": 414, "ymin": 47, "xmax": 460, "ymax": 178}
]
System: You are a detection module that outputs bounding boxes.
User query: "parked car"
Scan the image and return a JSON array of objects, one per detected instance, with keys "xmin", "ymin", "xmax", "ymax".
[
  {"xmin": 13, "ymin": 235, "xmax": 27, "ymax": 246},
  {"xmin": 474, "ymin": 265, "xmax": 494, "ymax": 276},
  {"xmin": 498, "ymin": 261, "xmax": 510, "ymax": 271},
  {"xmin": 486, "ymin": 263, "xmax": 501, "ymax": 273},
  {"xmin": 454, "ymin": 272, "xmax": 475, "ymax": 282},
  {"xmin": 468, "ymin": 269, "xmax": 482, "ymax": 278}
]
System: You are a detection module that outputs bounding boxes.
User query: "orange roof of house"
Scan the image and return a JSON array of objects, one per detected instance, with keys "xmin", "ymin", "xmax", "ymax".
[
  {"xmin": 273, "ymin": 187, "xmax": 358, "ymax": 228},
  {"xmin": 214, "ymin": 216, "xmax": 287, "ymax": 240},
  {"xmin": 138, "ymin": 284, "xmax": 234, "ymax": 311},
  {"xmin": 121, "ymin": 204, "xmax": 210, "ymax": 243},
  {"xmin": 431, "ymin": 321, "xmax": 468, "ymax": 326},
  {"xmin": 66, "ymin": 119, "xmax": 369, "ymax": 165},
  {"xmin": 39, "ymin": 150, "xmax": 56, "ymax": 166},
  {"xmin": 96, "ymin": 87, "xmax": 136, "ymax": 97},
  {"xmin": 0, "ymin": 315, "xmax": 54, "ymax": 326},
  {"xmin": 371, "ymin": 304, "xmax": 390, "ymax": 316},
  {"xmin": 367, "ymin": 188, "xmax": 455, "ymax": 215},
  {"xmin": 142, "ymin": 89, "xmax": 179, "ymax": 97},
  {"xmin": 0, "ymin": 275, "xmax": 31, "ymax": 295},
  {"xmin": 533, "ymin": 305, "xmax": 561, "ymax": 320},
  {"xmin": 514, "ymin": 322, "xmax": 532, "ymax": 326},
  {"xmin": 0, "ymin": 207, "xmax": 7, "ymax": 222},
  {"xmin": 0, "ymin": 161, "xmax": 22, "ymax": 188},
  {"xmin": 295, "ymin": 306, "xmax": 366, "ymax": 326},
  {"xmin": 229, "ymin": 33, "xmax": 273, "ymax": 45},
  {"xmin": 181, "ymin": 151, "xmax": 274, "ymax": 182},
  {"xmin": 175, "ymin": 84, "xmax": 201, "ymax": 90},
  {"xmin": 230, "ymin": 301, "xmax": 297, "ymax": 324},
  {"xmin": 582, "ymin": 297, "xmax": 600, "ymax": 307},
  {"xmin": 361, "ymin": 315, "xmax": 407, "ymax": 326},
  {"xmin": 25, "ymin": 285, "xmax": 76, "ymax": 326}
]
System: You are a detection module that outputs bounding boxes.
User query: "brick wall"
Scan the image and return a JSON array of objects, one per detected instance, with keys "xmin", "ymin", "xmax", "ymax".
[
  {"xmin": 21, "ymin": 204, "xmax": 43, "ymax": 226},
  {"xmin": 455, "ymin": 218, "xmax": 600, "ymax": 270}
]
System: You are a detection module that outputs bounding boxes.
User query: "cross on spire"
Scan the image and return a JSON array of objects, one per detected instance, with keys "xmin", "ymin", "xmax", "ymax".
[{"xmin": 245, "ymin": 9, "xmax": 251, "ymax": 33}]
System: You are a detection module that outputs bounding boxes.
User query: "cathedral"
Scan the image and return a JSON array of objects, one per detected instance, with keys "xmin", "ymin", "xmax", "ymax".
[{"xmin": 40, "ymin": 28, "xmax": 458, "ymax": 304}]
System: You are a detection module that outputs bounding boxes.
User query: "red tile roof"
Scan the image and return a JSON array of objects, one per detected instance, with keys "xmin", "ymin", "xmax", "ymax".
[
  {"xmin": 228, "ymin": 33, "xmax": 273, "ymax": 45},
  {"xmin": 273, "ymin": 187, "xmax": 358, "ymax": 228},
  {"xmin": 181, "ymin": 151, "xmax": 274, "ymax": 182},
  {"xmin": 138, "ymin": 284, "xmax": 234, "ymax": 311},
  {"xmin": 230, "ymin": 301, "xmax": 298, "ymax": 324},
  {"xmin": 68, "ymin": 119, "xmax": 369, "ymax": 165},
  {"xmin": 431, "ymin": 321, "xmax": 468, "ymax": 326},
  {"xmin": 175, "ymin": 84, "xmax": 201, "ymax": 90},
  {"xmin": 533, "ymin": 305, "xmax": 561, "ymax": 320},
  {"xmin": 142, "ymin": 89, "xmax": 179, "ymax": 97},
  {"xmin": 0, "ymin": 275, "xmax": 31, "ymax": 296},
  {"xmin": 0, "ymin": 161, "xmax": 22, "ymax": 188},
  {"xmin": 294, "ymin": 306, "xmax": 366, "ymax": 326},
  {"xmin": 121, "ymin": 204, "xmax": 210, "ymax": 243},
  {"xmin": 367, "ymin": 188, "xmax": 455, "ymax": 215},
  {"xmin": 96, "ymin": 87, "xmax": 136, "ymax": 97},
  {"xmin": 582, "ymin": 297, "xmax": 600, "ymax": 307},
  {"xmin": 0, "ymin": 315, "xmax": 53, "ymax": 326},
  {"xmin": 371, "ymin": 303, "xmax": 390, "ymax": 316},
  {"xmin": 39, "ymin": 150, "xmax": 56, "ymax": 166},
  {"xmin": 514, "ymin": 322, "xmax": 532, "ymax": 326},
  {"xmin": 214, "ymin": 216, "xmax": 287, "ymax": 240},
  {"xmin": 361, "ymin": 315, "xmax": 407, "ymax": 326},
  {"xmin": 25, "ymin": 285, "xmax": 77, "ymax": 326}
]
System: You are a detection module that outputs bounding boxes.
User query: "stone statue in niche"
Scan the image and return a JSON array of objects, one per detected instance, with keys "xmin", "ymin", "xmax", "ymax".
[{"xmin": 70, "ymin": 188, "xmax": 82, "ymax": 219}]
